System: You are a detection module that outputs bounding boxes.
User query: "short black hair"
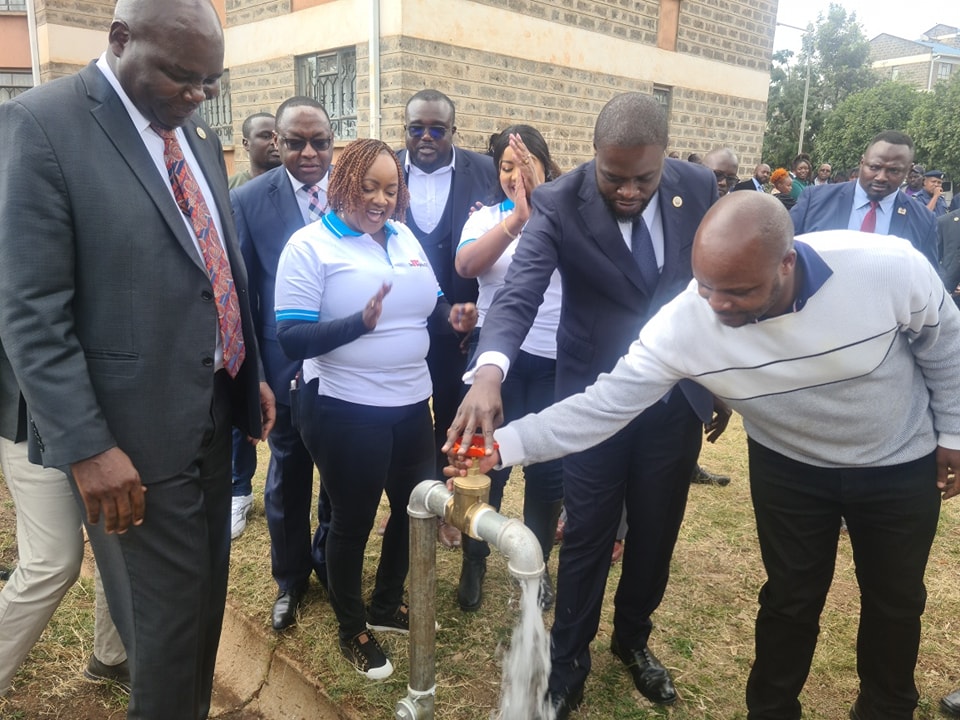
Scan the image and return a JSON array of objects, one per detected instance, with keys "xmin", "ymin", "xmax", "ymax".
[
  {"xmin": 241, "ymin": 112, "xmax": 274, "ymax": 139},
  {"xmin": 275, "ymin": 96, "xmax": 329, "ymax": 130},
  {"xmin": 866, "ymin": 130, "xmax": 914, "ymax": 153},
  {"xmin": 405, "ymin": 89, "xmax": 456, "ymax": 125},
  {"xmin": 593, "ymin": 92, "xmax": 668, "ymax": 149}
]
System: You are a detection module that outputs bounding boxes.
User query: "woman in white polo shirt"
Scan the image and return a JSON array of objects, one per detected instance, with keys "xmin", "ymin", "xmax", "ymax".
[
  {"xmin": 275, "ymin": 139, "xmax": 475, "ymax": 681},
  {"xmin": 454, "ymin": 125, "xmax": 564, "ymax": 613}
]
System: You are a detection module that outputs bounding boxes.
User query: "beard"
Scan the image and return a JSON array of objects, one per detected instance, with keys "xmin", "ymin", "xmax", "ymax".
[{"xmin": 601, "ymin": 193, "xmax": 650, "ymax": 223}]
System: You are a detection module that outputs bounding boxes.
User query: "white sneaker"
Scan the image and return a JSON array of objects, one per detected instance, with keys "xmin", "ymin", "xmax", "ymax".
[{"xmin": 231, "ymin": 494, "xmax": 254, "ymax": 539}]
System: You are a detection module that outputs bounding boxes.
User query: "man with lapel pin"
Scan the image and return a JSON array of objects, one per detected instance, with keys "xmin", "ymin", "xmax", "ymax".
[{"xmin": 0, "ymin": 1, "xmax": 275, "ymax": 716}]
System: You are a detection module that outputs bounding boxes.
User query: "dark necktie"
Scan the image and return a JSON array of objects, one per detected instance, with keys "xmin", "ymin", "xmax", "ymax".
[
  {"xmin": 860, "ymin": 201, "xmax": 879, "ymax": 233},
  {"xmin": 152, "ymin": 125, "xmax": 246, "ymax": 378},
  {"xmin": 304, "ymin": 184, "xmax": 323, "ymax": 222},
  {"xmin": 631, "ymin": 216, "xmax": 660, "ymax": 291}
]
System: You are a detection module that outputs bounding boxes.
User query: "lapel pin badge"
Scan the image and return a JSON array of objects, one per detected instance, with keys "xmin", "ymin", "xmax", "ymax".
[
  {"xmin": 196, "ymin": 127, "xmax": 207, "ymax": 140},
  {"xmin": 672, "ymin": 196, "xmax": 682, "ymax": 208},
  {"xmin": 897, "ymin": 207, "xmax": 906, "ymax": 215}
]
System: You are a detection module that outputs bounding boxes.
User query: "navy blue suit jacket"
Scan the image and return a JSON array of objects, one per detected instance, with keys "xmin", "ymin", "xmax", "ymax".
[
  {"xmin": 397, "ymin": 146, "xmax": 497, "ymax": 304},
  {"xmin": 790, "ymin": 181, "xmax": 938, "ymax": 267},
  {"xmin": 231, "ymin": 165, "xmax": 307, "ymax": 405},
  {"xmin": 475, "ymin": 157, "xmax": 715, "ymax": 423},
  {"xmin": 938, "ymin": 210, "xmax": 960, "ymax": 305}
]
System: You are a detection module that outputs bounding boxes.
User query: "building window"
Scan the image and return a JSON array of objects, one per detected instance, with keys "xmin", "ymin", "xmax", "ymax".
[
  {"xmin": 0, "ymin": 71, "xmax": 32, "ymax": 103},
  {"xmin": 937, "ymin": 63, "xmax": 953, "ymax": 82},
  {"xmin": 0, "ymin": 1, "xmax": 28, "ymax": 11},
  {"xmin": 197, "ymin": 70, "xmax": 233, "ymax": 146},
  {"xmin": 653, "ymin": 84, "xmax": 672, "ymax": 120},
  {"xmin": 296, "ymin": 48, "xmax": 357, "ymax": 140}
]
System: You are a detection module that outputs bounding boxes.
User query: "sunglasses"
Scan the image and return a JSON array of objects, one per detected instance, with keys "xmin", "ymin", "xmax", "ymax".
[
  {"xmin": 406, "ymin": 125, "xmax": 448, "ymax": 141},
  {"xmin": 279, "ymin": 136, "xmax": 332, "ymax": 152}
]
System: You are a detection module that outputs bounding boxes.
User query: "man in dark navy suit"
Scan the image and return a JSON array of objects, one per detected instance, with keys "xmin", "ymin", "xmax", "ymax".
[
  {"xmin": 447, "ymin": 92, "xmax": 725, "ymax": 718},
  {"xmin": 231, "ymin": 95, "xmax": 333, "ymax": 631},
  {"xmin": 790, "ymin": 131, "xmax": 938, "ymax": 266}
]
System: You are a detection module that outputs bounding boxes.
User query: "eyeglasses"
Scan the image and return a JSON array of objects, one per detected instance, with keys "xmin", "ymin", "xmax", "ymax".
[
  {"xmin": 713, "ymin": 171, "xmax": 739, "ymax": 186},
  {"xmin": 279, "ymin": 136, "xmax": 332, "ymax": 152},
  {"xmin": 406, "ymin": 125, "xmax": 448, "ymax": 141}
]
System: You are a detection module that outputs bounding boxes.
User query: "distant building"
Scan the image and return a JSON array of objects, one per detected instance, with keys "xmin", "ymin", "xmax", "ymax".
[
  {"xmin": 1, "ymin": 0, "xmax": 777, "ymax": 177},
  {"xmin": 871, "ymin": 25, "xmax": 960, "ymax": 91}
]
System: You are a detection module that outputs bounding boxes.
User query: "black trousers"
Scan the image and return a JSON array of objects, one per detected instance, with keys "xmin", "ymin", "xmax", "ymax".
[
  {"xmin": 745, "ymin": 439, "xmax": 940, "ymax": 720},
  {"xmin": 426, "ymin": 331, "xmax": 469, "ymax": 479},
  {"xmin": 548, "ymin": 389, "xmax": 702, "ymax": 695},
  {"xmin": 297, "ymin": 386, "xmax": 434, "ymax": 639}
]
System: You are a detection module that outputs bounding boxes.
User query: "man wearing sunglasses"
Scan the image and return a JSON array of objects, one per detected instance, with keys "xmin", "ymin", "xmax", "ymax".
[
  {"xmin": 396, "ymin": 89, "xmax": 497, "ymax": 501},
  {"xmin": 230, "ymin": 95, "xmax": 334, "ymax": 632}
]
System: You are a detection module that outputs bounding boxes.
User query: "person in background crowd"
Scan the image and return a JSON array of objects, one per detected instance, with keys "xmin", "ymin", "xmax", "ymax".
[
  {"xmin": 914, "ymin": 170, "xmax": 949, "ymax": 218},
  {"xmin": 770, "ymin": 168, "xmax": 796, "ymax": 209},
  {"xmin": 789, "ymin": 154, "xmax": 812, "ymax": 200},
  {"xmin": 454, "ymin": 124, "xmax": 564, "ymax": 612},
  {"xmin": 687, "ymin": 152, "xmax": 702, "ymax": 164},
  {"xmin": 1, "ymin": 345, "xmax": 129, "ymax": 697},
  {"xmin": 275, "ymin": 138, "xmax": 476, "ymax": 680},
  {"xmin": 397, "ymin": 89, "xmax": 497, "ymax": 550},
  {"xmin": 231, "ymin": 96, "xmax": 335, "ymax": 631},
  {"xmin": 0, "ymin": 0, "xmax": 275, "ymax": 716},
  {"xmin": 451, "ymin": 191, "xmax": 960, "ymax": 720},
  {"xmin": 790, "ymin": 131, "xmax": 938, "ymax": 268},
  {"xmin": 814, "ymin": 163, "xmax": 832, "ymax": 186},
  {"xmin": 733, "ymin": 163, "xmax": 771, "ymax": 192},
  {"xmin": 228, "ymin": 112, "xmax": 281, "ymax": 189},
  {"xmin": 902, "ymin": 163, "xmax": 925, "ymax": 198},
  {"xmin": 702, "ymin": 148, "xmax": 740, "ymax": 198},
  {"xmin": 938, "ymin": 209, "xmax": 960, "ymax": 311},
  {"xmin": 445, "ymin": 92, "xmax": 725, "ymax": 719}
]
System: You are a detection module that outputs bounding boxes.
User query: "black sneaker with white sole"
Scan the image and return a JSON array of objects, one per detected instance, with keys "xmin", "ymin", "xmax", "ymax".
[
  {"xmin": 339, "ymin": 630, "xmax": 393, "ymax": 680},
  {"xmin": 366, "ymin": 603, "xmax": 410, "ymax": 634}
]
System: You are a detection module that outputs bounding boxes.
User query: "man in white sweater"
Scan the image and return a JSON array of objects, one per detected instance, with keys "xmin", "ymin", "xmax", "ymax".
[{"xmin": 451, "ymin": 192, "xmax": 960, "ymax": 720}]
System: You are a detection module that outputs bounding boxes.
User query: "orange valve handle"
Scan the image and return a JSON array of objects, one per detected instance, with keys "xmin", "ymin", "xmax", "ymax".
[{"xmin": 451, "ymin": 434, "xmax": 498, "ymax": 458}]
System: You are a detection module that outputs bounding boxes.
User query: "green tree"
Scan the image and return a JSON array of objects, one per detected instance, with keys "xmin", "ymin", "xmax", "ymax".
[
  {"xmin": 816, "ymin": 82, "xmax": 921, "ymax": 173},
  {"xmin": 762, "ymin": 4, "xmax": 878, "ymax": 169},
  {"xmin": 907, "ymin": 71, "xmax": 960, "ymax": 180}
]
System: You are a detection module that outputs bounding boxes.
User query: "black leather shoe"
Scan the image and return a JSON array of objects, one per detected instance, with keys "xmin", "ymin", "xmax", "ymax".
[
  {"xmin": 610, "ymin": 635, "xmax": 677, "ymax": 705},
  {"xmin": 457, "ymin": 557, "xmax": 486, "ymax": 612},
  {"xmin": 691, "ymin": 465, "xmax": 730, "ymax": 486},
  {"xmin": 271, "ymin": 585, "xmax": 307, "ymax": 631},
  {"xmin": 850, "ymin": 701, "xmax": 863, "ymax": 720},
  {"xmin": 547, "ymin": 683, "xmax": 584, "ymax": 720},
  {"xmin": 941, "ymin": 689, "xmax": 960, "ymax": 717}
]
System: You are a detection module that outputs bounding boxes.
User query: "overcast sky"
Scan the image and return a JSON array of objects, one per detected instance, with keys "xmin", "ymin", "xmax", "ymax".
[{"xmin": 774, "ymin": 2, "xmax": 955, "ymax": 54}]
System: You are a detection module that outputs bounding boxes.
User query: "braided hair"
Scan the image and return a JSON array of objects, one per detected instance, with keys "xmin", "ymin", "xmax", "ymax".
[{"xmin": 328, "ymin": 139, "xmax": 409, "ymax": 224}]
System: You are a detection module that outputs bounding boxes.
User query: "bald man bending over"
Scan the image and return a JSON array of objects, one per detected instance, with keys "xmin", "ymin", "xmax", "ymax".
[
  {"xmin": 453, "ymin": 192, "xmax": 960, "ymax": 719},
  {"xmin": 0, "ymin": 1, "xmax": 274, "ymax": 717}
]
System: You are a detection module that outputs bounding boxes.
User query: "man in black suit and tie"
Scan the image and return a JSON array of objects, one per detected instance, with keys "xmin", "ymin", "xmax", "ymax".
[
  {"xmin": 396, "ymin": 90, "xmax": 497, "ymax": 490},
  {"xmin": 232, "ymin": 96, "xmax": 334, "ymax": 631},
  {"xmin": 733, "ymin": 163, "xmax": 771, "ymax": 192},
  {"xmin": 790, "ymin": 131, "xmax": 938, "ymax": 267},
  {"xmin": 0, "ymin": 1, "xmax": 275, "ymax": 717},
  {"xmin": 447, "ymin": 92, "xmax": 723, "ymax": 718}
]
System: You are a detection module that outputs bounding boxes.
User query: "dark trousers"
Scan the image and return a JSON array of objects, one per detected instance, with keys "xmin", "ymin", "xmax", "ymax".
[
  {"xmin": 74, "ymin": 371, "xmax": 233, "ymax": 720},
  {"xmin": 463, "ymin": 347, "xmax": 564, "ymax": 562},
  {"xmin": 427, "ymin": 331, "xmax": 469, "ymax": 479},
  {"xmin": 298, "ymin": 388, "xmax": 434, "ymax": 639},
  {"xmin": 263, "ymin": 401, "xmax": 328, "ymax": 592},
  {"xmin": 230, "ymin": 426, "xmax": 257, "ymax": 496},
  {"xmin": 548, "ymin": 390, "xmax": 702, "ymax": 694},
  {"xmin": 745, "ymin": 439, "xmax": 940, "ymax": 720}
]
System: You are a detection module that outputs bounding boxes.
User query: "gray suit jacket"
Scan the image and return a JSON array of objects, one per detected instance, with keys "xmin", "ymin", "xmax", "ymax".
[
  {"xmin": 0, "ymin": 341, "xmax": 27, "ymax": 443},
  {"xmin": 0, "ymin": 62, "xmax": 263, "ymax": 481}
]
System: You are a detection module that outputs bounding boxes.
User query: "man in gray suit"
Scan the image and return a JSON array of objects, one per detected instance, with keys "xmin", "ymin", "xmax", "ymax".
[{"xmin": 0, "ymin": 1, "xmax": 275, "ymax": 718}]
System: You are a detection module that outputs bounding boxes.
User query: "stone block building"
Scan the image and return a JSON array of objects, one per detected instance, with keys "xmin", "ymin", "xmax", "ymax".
[
  {"xmin": 1, "ymin": 0, "xmax": 776, "ymax": 176},
  {"xmin": 870, "ymin": 25, "xmax": 960, "ymax": 91}
]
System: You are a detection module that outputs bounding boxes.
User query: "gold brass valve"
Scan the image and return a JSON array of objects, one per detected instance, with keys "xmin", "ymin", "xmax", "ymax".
[{"xmin": 446, "ymin": 466, "xmax": 492, "ymax": 540}]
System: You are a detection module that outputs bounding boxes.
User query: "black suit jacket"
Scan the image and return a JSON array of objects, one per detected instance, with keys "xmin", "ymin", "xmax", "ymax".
[
  {"xmin": 733, "ymin": 178, "xmax": 763, "ymax": 192},
  {"xmin": 939, "ymin": 210, "xmax": 960, "ymax": 304},
  {"xmin": 231, "ymin": 165, "xmax": 309, "ymax": 405},
  {"xmin": 397, "ymin": 146, "xmax": 497, "ymax": 304},
  {"xmin": 475, "ymin": 157, "xmax": 715, "ymax": 422},
  {"xmin": 0, "ymin": 62, "xmax": 263, "ymax": 480},
  {"xmin": 790, "ymin": 181, "xmax": 939, "ymax": 267}
]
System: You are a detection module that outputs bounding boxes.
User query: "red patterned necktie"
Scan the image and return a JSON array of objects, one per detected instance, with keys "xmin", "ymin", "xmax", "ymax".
[
  {"xmin": 304, "ymin": 184, "xmax": 323, "ymax": 222},
  {"xmin": 860, "ymin": 200, "xmax": 879, "ymax": 233},
  {"xmin": 152, "ymin": 125, "xmax": 246, "ymax": 377}
]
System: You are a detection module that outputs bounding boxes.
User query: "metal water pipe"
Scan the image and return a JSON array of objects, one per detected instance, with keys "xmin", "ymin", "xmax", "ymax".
[{"xmin": 396, "ymin": 468, "xmax": 544, "ymax": 720}]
